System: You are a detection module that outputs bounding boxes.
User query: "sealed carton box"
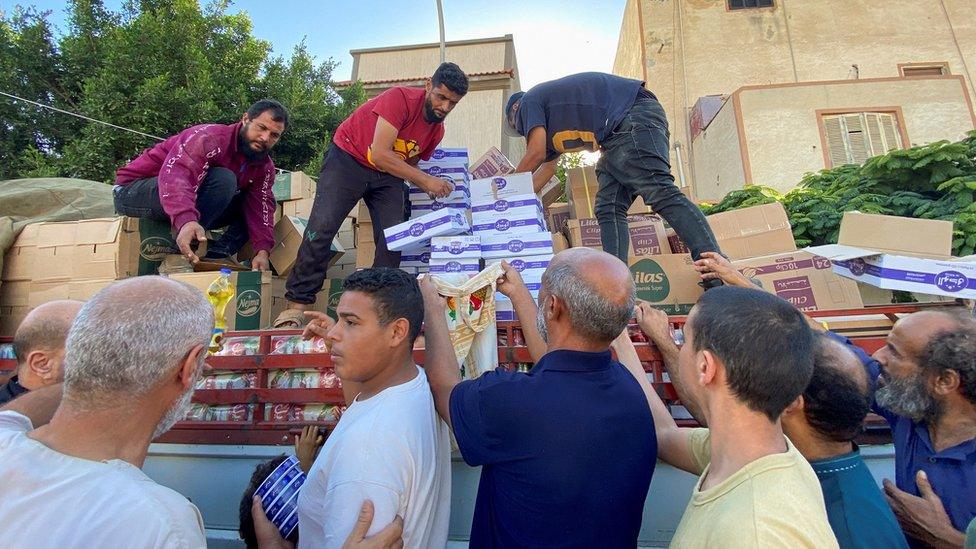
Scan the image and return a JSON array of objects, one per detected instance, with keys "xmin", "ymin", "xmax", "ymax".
[
  {"xmin": 488, "ymin": 254, "xmax": 551, "ymax": 288},
  {"xmin": 546, "ymin": 203, "xmax": 572, "ymax": 233},
  {"xmin": 480, "ymin": 232, "xmax": 553, "ymax": 259},
  {"xmin": 2, "ymin": 217, "xmax": 179, "ymax": 282},
  {"xmin": 470, "ymin": 146, "xmax": 515, "ymax": 180},
  {"xmin": 356, "ymin": 239, "xmax": 376, "ymax": 269},
  {"xmin": 471, "ymin": 195, "xmax": 545, "ymax": 237},
  {"xmin": 27, "ymin": 279, "xmax": 115, "ymax": 308},
  {"xmin": 270, "ymin": 277, "xmax": 342, "ymax": 320},
  {"xmin": 566, "ymin": 165, "xmax": 599, "ymax": 219},
  {"xmin": 270, "ymin": 216, "xmax": 344, "ymax": 276},
  {"xmin": 470, "ymin": 173, "xmax": 535, "ymax": 206},
  {"xmin": 282, "ymin": 196, "xmax": 315, "ymax": 219},
  {"xmin": 401, "ymin": 248, "xmax": 432, "ymax": 269},
  {"xmin": 430, "ymin": 257, "xmax": 481, "ymax": 277},
  {"xmin": 408, "ymin": 170, "xmax": 470, "ymax": 202},
  {"xmin": 419, "ymin": 147, "xmax": 469, "ymax": 169},
  {"xmin": 168, "ymin": 270, "xmax": 272, "ymax": 330},
  {"xmin": 272, "ymin": 171, "xmax": 315, "ymax": 202},
  {"xmin": 629, "ymin": 254, "xmax": 703, "ymax": 315},
  {"xmin": 732, "ymin": 251, "xmax": 864, "ymax": 311},
  {"xmin": 409, "ymin": 194, "xmax": 471, "ymax": 216},
  {"xmin": 838, "ymin": 211, "xmax": 952, "ymax": 258},
  {"xmin": 384, "ymin": 208, "xmax": 469, "ymax": 252},
  {"xmin": 706, "ymin": 202, "xmax": 796, "ymax": 261},
  {"xmin": 431, "ymin": 236, "xmax": 482, "ymax": 260},
  {"xmin": 565, "ymin": 214, "xmax": 669, "ymax": 257}
]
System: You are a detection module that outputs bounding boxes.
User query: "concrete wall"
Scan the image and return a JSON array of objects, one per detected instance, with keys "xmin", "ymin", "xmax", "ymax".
[
  {"xmin": 736, "ymin": 77, "xmax": 976, "ymax": 192},
  {"xmin": 691, "ymin": 99, "xmax": 744, "ymax": 201},
  {"xmin": 438, "ymin": 88, "xmax": 506, "ymax": 163},
  {"xmin": 627, "ymin": 0, "xmax": 976, "ymax": 196},
  {"xmin": 613, "ymin": 0, "xmax": 645, "ymax": 81},
  {"xmin": 354, "ymin": 41, "xmax": 508, "ymax": 82}
]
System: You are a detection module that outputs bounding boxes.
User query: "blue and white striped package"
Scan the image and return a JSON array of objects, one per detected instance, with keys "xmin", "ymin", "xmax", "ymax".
[
  {"xmin": 384, "ymin": 208, "xmax": 470, "ymax": 252},
  {"xmin": 254, "ymin": 455, "xmax": 306, "ymax": 539},
  {"xmin": 471, "ymin": 194, "xmax": 545, "ymax": 236},
  {"xmin": 431, "ymin": 235, "xmax": 482, "ymax": 260},
  {"xmin": 488, "ymin": 254, "xmax": 552, "ymax": 285},
  {"xmin": 410, "ymin": 194, "xmax": 471, "ymax": 217},
  {"xmin": 470, "ymin": 173, "xmax": 535, "ymax": 207},
  {"xmin": 401, "ymin": 248, "xmax": 432, "ymax": 268},
  {"xmin": 480, "ymin": 232, "xmax": 553, "ymax": 259},
  {"xmin": 419, "ymin": 147, "xmax": 469, "ymax": 169},
  {"xmin": 430, "ymin": 257, "xmax": 481, "ymax": 277},
  {"xmin": 408, "ymin": 173, "xmax": 470, "ymax": 199}
]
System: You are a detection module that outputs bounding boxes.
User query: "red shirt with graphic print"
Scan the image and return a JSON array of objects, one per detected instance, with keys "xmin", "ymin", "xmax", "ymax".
[{"xmin": 332, "ymin": 87, "xmax": 445, "ymax": 170}]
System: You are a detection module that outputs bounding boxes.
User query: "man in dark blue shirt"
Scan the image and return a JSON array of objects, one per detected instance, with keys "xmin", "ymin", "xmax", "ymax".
[
  {"xmin": 782, "ymin": 333, "xmax": 908, "ymax": 549},
  {"xmin": 419, "ymin": 248, "xmax": 656, "ymax": 548},
  {"xmin": 868, "ymin": 310, "xmax": 976, "ymax": 548},
  {"xmin": 505, "ymin": 72, "xmax": 722, "ymax": 278}
]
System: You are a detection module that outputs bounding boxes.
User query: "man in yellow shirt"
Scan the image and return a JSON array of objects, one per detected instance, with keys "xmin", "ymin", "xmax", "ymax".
[{"xmin": 612, "ymin": 286, "xmax": 838, "ymax": 548}]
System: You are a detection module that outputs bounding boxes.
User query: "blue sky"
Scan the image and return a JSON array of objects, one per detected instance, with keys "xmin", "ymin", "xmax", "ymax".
[{"xmin": 5, "ymin": 0, "xmax": 628, "ymax": 90}]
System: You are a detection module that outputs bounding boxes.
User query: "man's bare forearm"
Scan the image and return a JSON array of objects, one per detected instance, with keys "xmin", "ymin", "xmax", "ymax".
[{"xmin": 421, "ymin": 304, "xmax": 460, "ymax": 428}]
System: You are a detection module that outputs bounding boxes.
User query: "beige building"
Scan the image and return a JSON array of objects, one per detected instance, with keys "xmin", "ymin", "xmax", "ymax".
[
  {"xmin": 614, "ymin": 0, "xmax": 976, "ymax": 200},
  {"xmin": 336, "ymin": 35, "xmax": 525, "ymax": 164}
]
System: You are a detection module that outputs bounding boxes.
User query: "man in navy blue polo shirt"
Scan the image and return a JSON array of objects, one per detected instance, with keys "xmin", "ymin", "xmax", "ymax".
[
  {"xmin": 504, "ymin": 72, "xmax": 722, "ymax": 280},
  {"xmin": 869, "ymin": 310, "xmax": 976, "ymax": 547},
  {"xmin": 419, "ymin": 248, "xmax": 656, "ymax": 548}
]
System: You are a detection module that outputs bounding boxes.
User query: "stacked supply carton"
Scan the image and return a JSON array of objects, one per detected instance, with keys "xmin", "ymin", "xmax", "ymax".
[{"xmin": 430, "ymin": 235, "xmax": 481, "ymax": 278}]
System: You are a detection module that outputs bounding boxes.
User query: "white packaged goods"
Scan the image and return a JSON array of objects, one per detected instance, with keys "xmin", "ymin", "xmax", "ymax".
[
  {"xmin": 195, "ymin": 372, "xmax": 257, "ymax": 390},
  {"xmin": 401, "ymin": 248, "xmax": 432, "ymax": 268},
  {"xmin": 268, "ymin": 369, "xmax": 341, "ymax": 389},
  {"xmin": 495, "ymin": 295, "xmax": 515, "ymax": 321},
  {"xmin": 480, "ymin": 232, "xmax": 553, "ymax": 259},
  {"xmin": 410, "ymin": 195, "xmax": 471, "ymax": 217},
  {"xmin": 470, "ymin": 173, "xmax": 535, "ymax": 206},
  {"xmin": 266, "ymin": 403, "xmax": 339, "ymax": 422},
  {"xmin": 469, "ymin": 147, "xmax": 515, "ymax": 180},
  {"xmin": 429, "ymin": 257, "xmax": 481, "ymax": 277},
  {"xmin": 419, "ymin": 147, "xmax": 469, "ymax": 169},
  {"xmin": 409, "ymin": 167, "xmax": 470, "ymax": 198},
  {"xmin": 431, "ymin": 235, "xmax": 482, "ymax": 260},
  {"xmin": 384, "ymin": 208, "xmax": 469, "ymax": 251},
  {"xmin": 471, "ymin": 194, "xmax": 545, "ymax": 236},
  {"xmin": 184, "ymin": 403, "xmax": 254, "ymax": 422},
  {"xmin": 488, "ymin": 253, "xmax": 551, "ymax": 289}
]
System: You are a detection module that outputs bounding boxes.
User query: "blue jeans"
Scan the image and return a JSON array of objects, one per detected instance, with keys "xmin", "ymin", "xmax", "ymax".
[
  {"xmin": 595, "ymin": 95, "xmax": 721, "ymax": 261},
  {"xmin": 113, "ymin": 166, "xmax": 249, "ymax": 257}
]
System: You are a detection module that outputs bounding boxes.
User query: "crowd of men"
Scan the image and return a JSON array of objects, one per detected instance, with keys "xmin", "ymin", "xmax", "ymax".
[{"xmin": 1, "ymin": 61, "xmax": 974, "ymax": 548}]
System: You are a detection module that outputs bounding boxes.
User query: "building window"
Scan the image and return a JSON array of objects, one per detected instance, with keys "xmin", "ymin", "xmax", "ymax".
[
  {"xmin": 821, "ymin": 112, "xmax": 903, "ymax": 167},
  {"xmin": 899, "ymin": 63, "xmax": 950, "ymax": 77},
  {"xmin": 728, "ymin": 0, "xmax": 774, "ymax": 10}
]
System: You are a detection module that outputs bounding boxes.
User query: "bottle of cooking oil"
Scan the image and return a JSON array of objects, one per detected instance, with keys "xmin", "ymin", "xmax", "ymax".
[{"xmin": 207, "ymin": 268, "xmax": 235, "ymax": 354}]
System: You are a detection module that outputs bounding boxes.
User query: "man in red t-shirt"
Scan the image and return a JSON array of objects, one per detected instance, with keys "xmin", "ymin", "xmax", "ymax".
[{"xmin": 274, "ymin": 62, "xmax": 468, "ymax": 328}]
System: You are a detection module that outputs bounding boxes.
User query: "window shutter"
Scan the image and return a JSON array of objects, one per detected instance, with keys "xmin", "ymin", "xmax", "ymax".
[
  {"xmin": 879, "ymin": 114, "xmax": 901, "ymax": 151},
  {"xmin": 823, "ymin": 115, "xmax": 850, "ymax": 167},
  {"xmin": 844, "ymin": 114, "xmax": 870, "ymax": 164}
]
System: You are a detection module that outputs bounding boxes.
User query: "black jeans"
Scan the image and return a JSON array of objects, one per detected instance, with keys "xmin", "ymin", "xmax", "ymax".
[
  {"xmin": 113, "ymin": 166, "xmax": 250, "ymax": 257},
  {"xmin": 285, "ymin": 145, "xmax": 407, "ymax": 305},
  {"xmin": 595, "ymin": 94, "xmax": 721, "ymax": 261}
]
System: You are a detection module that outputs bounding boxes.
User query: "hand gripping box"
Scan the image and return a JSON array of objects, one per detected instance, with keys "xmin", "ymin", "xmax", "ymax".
[
  {"xmin": 431, "ymin": 236, "xmax": 482, "ymax": 260},
  {"xmin": 408, "ymin": 170, "xmax": 471, "ymax": 202},
  {"xmin": 487, "ymin": 253, "xmax": 551, "ymax": 291},
  {"xmin": 384, "ymin": 208, "xmax": 469, "ymax": 252}
]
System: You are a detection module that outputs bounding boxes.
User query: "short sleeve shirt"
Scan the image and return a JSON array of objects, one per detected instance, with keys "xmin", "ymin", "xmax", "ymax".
[
  {"xmin": 449, "ymin": 349, "xmax": 656, "ymax": 548},
  {"xmin": 514, "ymin": 72, "xmax": 645, "ymax": 161},
  {"xmin": 333, "ymin": 87, "xmax": 445, "ymax": 170}
]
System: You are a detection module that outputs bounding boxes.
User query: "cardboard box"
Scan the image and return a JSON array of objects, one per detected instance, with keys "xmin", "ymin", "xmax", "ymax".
[
  {"xmin": 470, "ymin": 173, "xmax": 535, "ymax": 206},
  {"xmin": 2, "ymin": 217, "xmax": 179, "ymax": 282},
  {"xmin": 837, "ymin": 212, "xmax": 953, "ymax": 259},
  {"xmin": 282, "ymin": 196, "xmax": 315, "ymax": 219},
  {"xmin": 488, "ymin": 254, "xmax": 551, "ymax": 289},
  {"xmin": 430, "ymin": 257, "xmax": 481, "ymax": 277},
  {"xmin": 667, "ymin": 228, "xmax": 690, "ymax": 254},
  {"xmin": 471, "ymin": 194, "xmax": 545, "ymax": 237},
  {"xmin": 546, "ymin": 203, "xmax": 572, "ymax": 233},
  {"xmin": 629, "ymin": 254, "xmax": 703, "ymax": 315},
  {"xmin": 732, "ymin": 251, "xmax": 864, "ymax": 312},
  {"xmin": 408, "ymin": 172, "xmax": 470, "ymax": 202},
  {"xmin": 0, "ymin": 305, "xmax": 29, "ymax": 336},
  {"xmin": 538, "ymin": 176, "xmax": 563, "ymax": 209},
  {"xmin": 326, "ymin": 263, "xmax": 356, "ymax": 280},
  {"xmin": 357, "ymin": 201, "xmax": 371, "ymax": 223},
  {"xmin": 566, "ymin": 165, "xmax": 599, "ymax": 219},
  {"xmin": 0, "ymin": 280, "xmax": 29, "ymax": 309},
  {"xmin": 270, "ymin": 277, "xmax": 342, "ymax": 321},
  {"xmin": 480, "ymin": 232, "xmax": 553, "ymax": 259},
  {"xmin": 384, "ymin": 208, "xmax": 469, "ymax": 252},
  {"xmin": 552, "ymin": 232, "xmax": 569, "ymax": 253},
  {"xmin": 272, "ymin": 171, "xmax": 315, "ymax": 202},
  {"xmin": 167, "ymin": 270, "xmax": 272, "ymax": 330},
  {"xmin": 270, "ymin": 216, "xmax": 344, "ymax": 276},
  {"xmin": 469, "ymin": 147, "xmax": 515, "ymax": 180},
  {"xmin": 356, "ymin": 239, "xmax": 376, "ymax": 269},
  {"xmin": 431, "ymin": 236, "xmax": 482, "ymax": 260},
  {"xmin": 808, "ymin": 213, "xmax": 968, "ymax": 299},
  {"xmin": 565, "ymin": 214, "xmax": 669, "ymax": 257},
  {"xmin": 27, "ymin": 279, "xmax": 115, "ymax": 308},
  {"xmin": 419, "ymin": 147, "xmax": 469, "ymax": 169},
  {"xmin": 409, "ymin": 194, "xmax": 471, "ymax": 216},
  {"xmin": 495, "ymin": 294, "xmax": 516, "ymax": 322},
  {"xmin": 706, "ymin": 202, "xmax": 796, "ymax": 261},
  {"xmin": 401, "ymin": 248, "xmax": 432, "ymax": 269},
  {"xmin": 356, "ymin": 219, "xmax": 373, "ymax": 247}
]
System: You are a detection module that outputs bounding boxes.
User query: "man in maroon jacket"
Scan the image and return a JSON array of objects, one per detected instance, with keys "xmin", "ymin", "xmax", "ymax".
[
  {"xmin": 273, "ymin": 63, "xmax": 468, "ymax": 328},
  {"xmin": 114, "ymin": 99, "xmax": 288, "ymax": 271}
]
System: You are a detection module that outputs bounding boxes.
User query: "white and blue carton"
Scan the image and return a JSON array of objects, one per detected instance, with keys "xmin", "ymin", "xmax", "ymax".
[
  {"xmin": 471, "ymin": 194, "xmax": 545, "ymax": 236},
  {"xmin": 384, "ymin": 208, "xmax": 469, "ymax": 252},
  {"xmin": 400, "ymin": 247, "xmax": 432, "ymax": 269},
  {"xmin": 429, "ymin": 257, "xmax": 481, "ymax": 277},
  {"xmin": 431, "ymin": 235, "xmax": 482, "ymax": 260},
  {"xmin": 470, "ymin": 173, "xmax": 536, "ymax": 207},
  {"xmin": 419, "ymin": 148, "xmax": 469, "ymax": 169},
  {"xmin": 480, "ymin": 232, "xmax": 553, "ymax": 259}
]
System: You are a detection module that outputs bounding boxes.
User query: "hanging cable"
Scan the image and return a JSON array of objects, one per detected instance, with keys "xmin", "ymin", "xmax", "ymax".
[{"xmin": 0, "ymin": 90, "xmax": 165, "ymax": 141}]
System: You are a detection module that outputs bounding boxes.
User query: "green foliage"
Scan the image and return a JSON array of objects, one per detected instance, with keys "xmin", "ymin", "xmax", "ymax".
[
  {"xmin": 0, "ymin": 0, "xmax": 364, "ymax": 181},
  {"xmin": 701, "ymin": 131, "xmax": 976, "ymax": 255}
]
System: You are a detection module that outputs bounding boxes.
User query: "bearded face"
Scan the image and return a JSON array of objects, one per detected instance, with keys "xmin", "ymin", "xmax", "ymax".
[{"xmin": 875, "ymin": 370, "xmax": 942, "ymax": 423}]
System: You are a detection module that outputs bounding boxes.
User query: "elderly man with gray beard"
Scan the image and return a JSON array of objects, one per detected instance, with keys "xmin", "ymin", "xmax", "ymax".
[
  {"xmin": 0, "ymin": 276, "xmax": 213, "ymax": 548},
  {"xmin": 419, "ymin": 247, "xmax": 656, "ymax": 548},
  {"xmin": 868, "ymin": 310, "xmax": 976, "ymax": 548}
]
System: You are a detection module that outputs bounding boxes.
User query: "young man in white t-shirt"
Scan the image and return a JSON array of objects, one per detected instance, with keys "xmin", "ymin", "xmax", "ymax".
[{"xmin": 296, "ymin": 268, "xmax": 451, "ymax": 549}]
